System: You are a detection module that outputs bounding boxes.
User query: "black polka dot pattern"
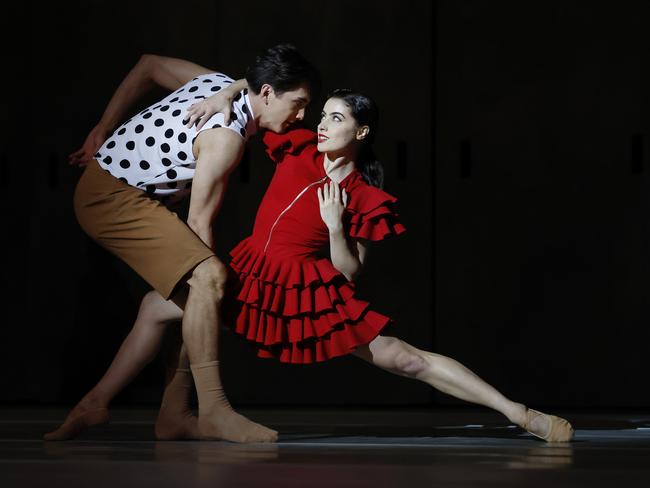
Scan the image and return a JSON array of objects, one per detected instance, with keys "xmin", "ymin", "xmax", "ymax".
[{"xmin": 96, "ymin": 72, "xmax": 255, "ymax": 202}]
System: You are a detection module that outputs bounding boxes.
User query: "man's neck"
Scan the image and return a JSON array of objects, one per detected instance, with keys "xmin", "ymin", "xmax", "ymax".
[{"xmin": 248, "ymin": 92, "xmax": 265, "ymax": 130}]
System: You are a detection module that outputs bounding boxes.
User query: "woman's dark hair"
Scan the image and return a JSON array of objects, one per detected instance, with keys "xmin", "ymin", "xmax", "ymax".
[
  {"xmin": 246, "ymin": 43, "xmax": 321, "ymax": 98},
  {"xmin": 328, "ymin": 88, "xmax": 383, "ymax": 188}
]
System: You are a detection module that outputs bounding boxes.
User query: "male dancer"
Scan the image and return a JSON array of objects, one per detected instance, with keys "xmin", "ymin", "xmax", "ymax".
[{"xmin": 46, "ymin": 45, "xmax": 319, "ymax": 443}]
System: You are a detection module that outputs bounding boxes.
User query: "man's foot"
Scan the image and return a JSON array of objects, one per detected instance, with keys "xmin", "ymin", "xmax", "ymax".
[
  {"xmin": 154, "ymin": 409, "xmax": 201, "ymax": 441},
  {"xmin": 190, "ymin": 360, "xmax": 278, "ymax": 442},
  {"xmin": 43, "ymin": 398, "xmax": 109, "ymax": 441},
  {"xmin": 198, "ymin": 409, "xmax": 278, "ymax": 443},
  {"xmin": 523, "ymin": 408, "xmax": 574, "ymax": 443}
]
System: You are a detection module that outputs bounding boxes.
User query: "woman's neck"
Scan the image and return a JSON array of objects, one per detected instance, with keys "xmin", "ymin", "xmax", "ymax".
[{"xmin": 323, "ymin": 152, "xmax": 356, "ymax": 183}]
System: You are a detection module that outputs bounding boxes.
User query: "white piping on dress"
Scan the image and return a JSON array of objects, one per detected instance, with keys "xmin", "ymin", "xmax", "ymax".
[{"xmin": 263, "ymin": 176, "xmax": 328, "ymax": 253}]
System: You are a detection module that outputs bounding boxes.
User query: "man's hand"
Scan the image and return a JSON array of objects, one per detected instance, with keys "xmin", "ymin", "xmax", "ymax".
[{"xmin": 69, "ymin": 125, "xmax": 110, "ymax": 166}]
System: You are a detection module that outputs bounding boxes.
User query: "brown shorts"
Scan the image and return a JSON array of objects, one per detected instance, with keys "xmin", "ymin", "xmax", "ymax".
[{"xmin": 73, "ymin": 160, "xmax": 215, "ymax": 299}]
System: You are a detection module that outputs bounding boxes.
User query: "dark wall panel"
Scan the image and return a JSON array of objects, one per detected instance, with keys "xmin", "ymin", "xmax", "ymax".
[{"xmin": 436, "ymin": 0, "xmax": 650, "ymax": 408}]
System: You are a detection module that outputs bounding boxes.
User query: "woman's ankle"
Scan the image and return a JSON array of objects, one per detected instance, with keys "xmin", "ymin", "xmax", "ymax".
[{"xmin": 504, "ymin": 402, "xmax": 527, "ymax": 427}]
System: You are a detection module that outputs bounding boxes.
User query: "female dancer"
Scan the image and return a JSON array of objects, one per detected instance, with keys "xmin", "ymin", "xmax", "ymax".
[{"xmin": 46, "ymin": 88, "xmax": 573, "ymax": 443}]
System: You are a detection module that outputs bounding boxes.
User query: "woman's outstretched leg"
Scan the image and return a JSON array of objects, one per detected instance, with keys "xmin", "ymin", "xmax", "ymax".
[
  {"xmin": 353, "ymin": 335, "xmax": 573, "ymax": 442},
  {"xmin": 44, "ymin": 291, "xmax": 184, "ymax": 441}
]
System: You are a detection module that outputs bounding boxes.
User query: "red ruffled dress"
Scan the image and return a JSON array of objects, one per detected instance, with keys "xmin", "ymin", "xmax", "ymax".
[{"xmin": 228, "ymin": 128, "xmax": 405, "ymax": 364}]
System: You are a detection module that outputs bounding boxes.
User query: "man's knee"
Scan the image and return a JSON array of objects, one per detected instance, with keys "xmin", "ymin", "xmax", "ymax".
[{"xmin": 187, "ymin": 257, "xmax": 228, "ymax": 300}]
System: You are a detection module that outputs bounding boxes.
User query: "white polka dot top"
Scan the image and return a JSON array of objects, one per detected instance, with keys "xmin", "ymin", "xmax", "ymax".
[{"xmin": 95, "ymin": 72, "xmax": 256, "ymax": 205}]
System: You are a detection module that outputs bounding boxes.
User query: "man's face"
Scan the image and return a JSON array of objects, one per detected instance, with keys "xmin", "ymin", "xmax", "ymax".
[{"xmin": 260, "ymin": 84, "xmax": 311, "ymax": 133}]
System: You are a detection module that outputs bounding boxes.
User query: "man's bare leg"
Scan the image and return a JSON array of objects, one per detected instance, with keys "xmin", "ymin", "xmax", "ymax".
[
  {"xmin": 44, "ymin": 292, "xmax": 183, "ymax": 440},
  {"xmin": 176, "ymin": 257, "xmax": 277, "ymax": 442}
]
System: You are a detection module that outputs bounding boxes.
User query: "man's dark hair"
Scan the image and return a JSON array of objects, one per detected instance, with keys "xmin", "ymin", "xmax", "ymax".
[{"xmin": 246, "ymin": 43, "xmax": 321, "ymax": 97}]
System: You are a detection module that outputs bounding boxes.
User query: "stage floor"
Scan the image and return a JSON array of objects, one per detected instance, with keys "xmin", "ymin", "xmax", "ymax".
[{"xmin": 1, "ymin": 407, "xmax": 649, "ymax": 487}]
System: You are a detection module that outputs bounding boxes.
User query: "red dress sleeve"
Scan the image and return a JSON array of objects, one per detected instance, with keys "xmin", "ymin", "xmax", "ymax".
[
  {"xmin": 347, "ymin": 185, "xmax": 406, "ymax": 241},
  {"xmin": 262, "ymin": 128, "xmax": 317, "ymax": 163}
]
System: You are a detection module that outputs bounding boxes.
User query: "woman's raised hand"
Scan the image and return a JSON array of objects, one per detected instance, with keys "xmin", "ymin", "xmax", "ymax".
[
  {"xmin": 184, "ymin": 79, "xmax": 246, "ymax": 130},
  {"xmin": 317, "ymin": 181, "xmax": 348, "ymax": 232}
]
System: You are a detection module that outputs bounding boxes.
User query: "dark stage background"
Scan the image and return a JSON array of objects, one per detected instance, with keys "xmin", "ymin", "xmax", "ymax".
[{"xmin": 0, "ymin": 0, "xmax": 647, "ymax": 411}]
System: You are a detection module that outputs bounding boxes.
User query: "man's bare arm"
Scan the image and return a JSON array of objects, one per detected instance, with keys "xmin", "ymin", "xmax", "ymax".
[
  {"xmin": 186, "ymin": 129, "xmax": 245, "ymax": 248},
  {"xmin": 94, "ymin": 54, "xmax": 214, "ymax": 134},
  {"xmin": 70, "ymin": 55, "xmax": 215, "ymax": 166}
]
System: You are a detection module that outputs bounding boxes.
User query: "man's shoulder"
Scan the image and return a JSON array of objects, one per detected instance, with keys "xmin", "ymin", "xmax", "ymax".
[
  {"xmin": 186, "ymin": 72, "xmax": 235, "ymax": 84},
  {"xmin": 193, "ymin": 125, "xmax": 246, "ymax": 151}
]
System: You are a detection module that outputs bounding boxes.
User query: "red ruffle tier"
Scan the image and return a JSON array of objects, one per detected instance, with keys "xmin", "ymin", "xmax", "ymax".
[
  {"xmin": 349, "ymin": 202, "xmax": 406, "ymax": 241},
  {"xmin": 229, "ymin": 237, "xmax": 391, "ymax": 363}
]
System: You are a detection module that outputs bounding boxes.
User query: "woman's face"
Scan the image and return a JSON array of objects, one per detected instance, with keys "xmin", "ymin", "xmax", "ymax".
[{"xmin": 317, "ymin": 98, "xmax": 364, "ymax": 155}]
